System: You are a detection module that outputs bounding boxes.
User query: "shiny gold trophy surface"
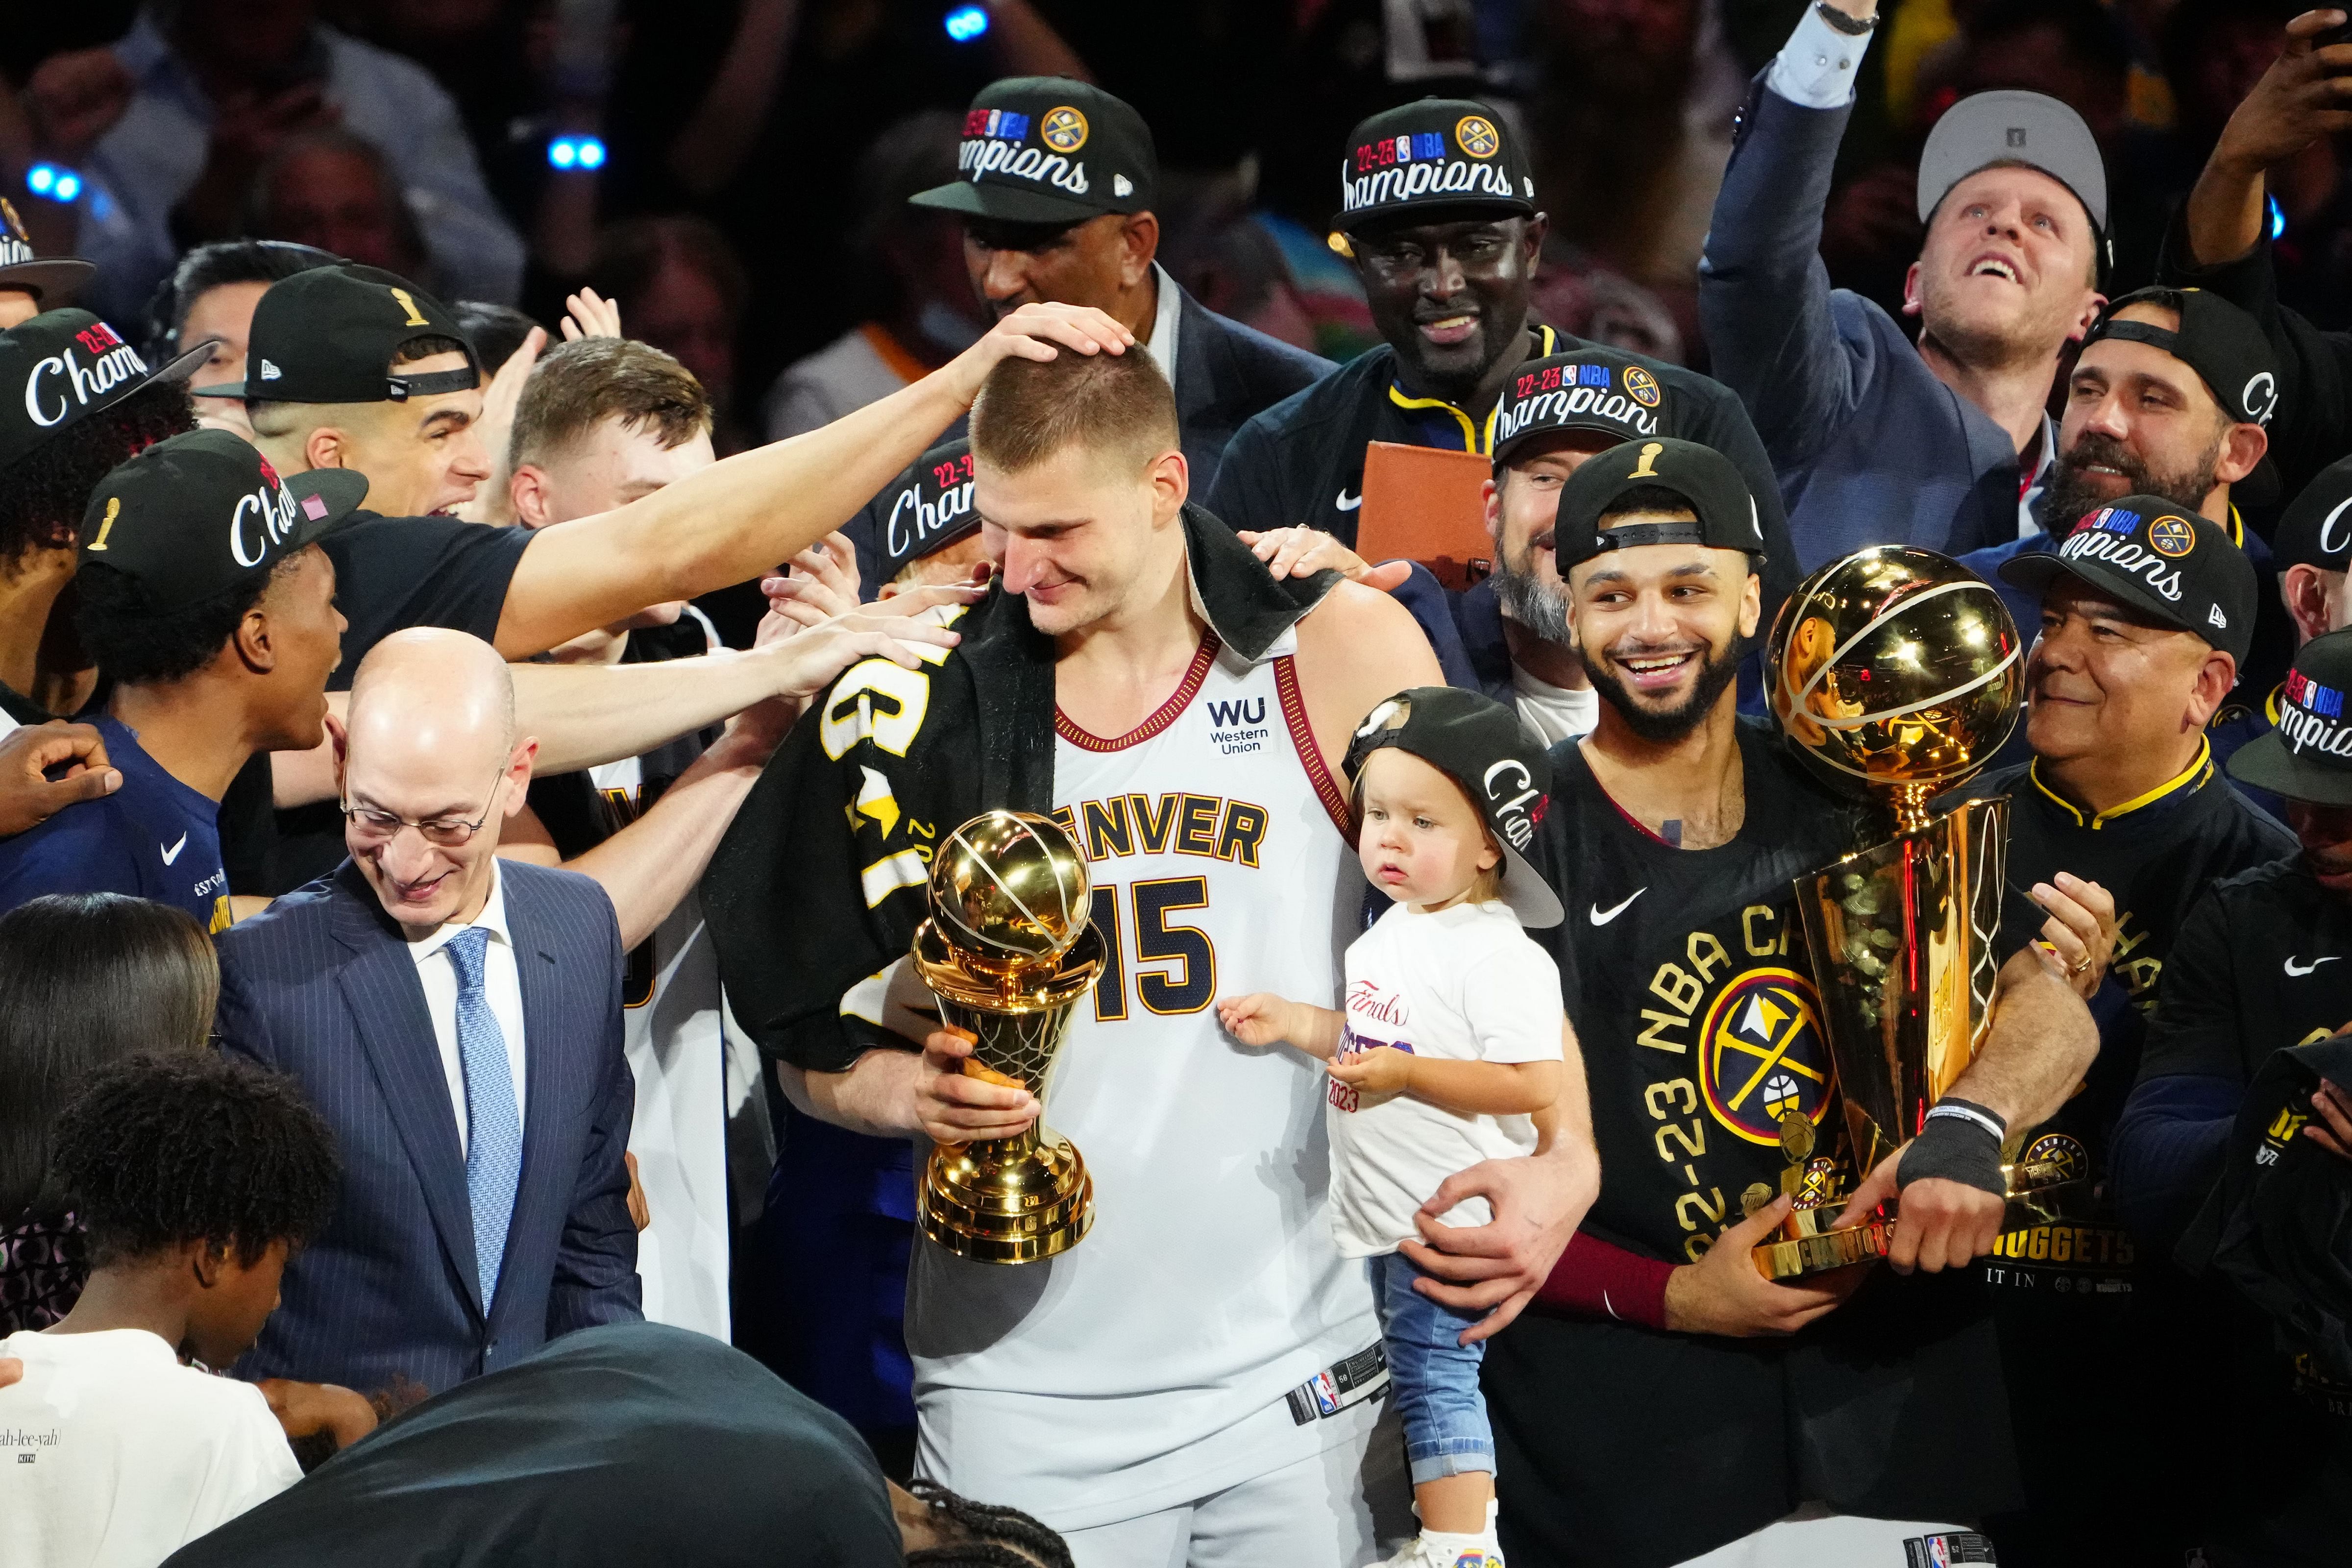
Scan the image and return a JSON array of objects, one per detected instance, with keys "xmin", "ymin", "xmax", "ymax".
[
  {"xmin": 1757, "ymin": 546, "xmax": 2029, "ymax": 1279},
  {"xmin": 913, "ymin": 810, "xmax": 1104, "ymax": 1264}
]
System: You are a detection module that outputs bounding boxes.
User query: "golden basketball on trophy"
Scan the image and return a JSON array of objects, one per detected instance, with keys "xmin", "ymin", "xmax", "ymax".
[
  {"xmin": 1757, "ymin": 545, "xmax": 2030, "ymax": 1279},
  {"xmin": 912, "ymin": 809, "xmax": 1105, "ymax": 1264}
]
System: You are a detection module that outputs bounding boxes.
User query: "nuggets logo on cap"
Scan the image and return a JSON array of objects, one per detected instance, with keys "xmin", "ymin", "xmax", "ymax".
[
  {"xmin": 1041, "ymin": 106, "xmax": 1088, "ymax": 153},
  {"xmin": 1455, "ymin": 116, "xmax": 1500, "ymax": 158},
  {"xmin": 1624, "ymin": 365, "xmax": 1661, "ymax": 408},
  {"xmin": 2148, "ymin": 514, "xmax": 2196, "ymax": 558}
]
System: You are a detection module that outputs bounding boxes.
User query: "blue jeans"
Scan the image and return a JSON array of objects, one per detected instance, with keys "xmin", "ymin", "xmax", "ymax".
[{"xmin": 1371, "ymin": 1250, "xmax": 1494, "ymax": 1486}]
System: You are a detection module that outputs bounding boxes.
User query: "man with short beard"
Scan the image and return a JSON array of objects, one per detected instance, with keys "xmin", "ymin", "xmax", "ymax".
[
  {"xmin": 1957, "ymin": 286, "xmax": 2281, "ymax": 665},
  {"xmin": 1701, "ymin": 0, "xmax": 2108, "ymax": 567},
  {"xmin": 1205, "ymin": 99, "xmax": 1796, "ymax": 623},
  {"xmin": 1245, "ymin": 347, "xmax": 1709, "ymax": 748},
  {"xmin": 1493, "ymin": 438, "xmax": 2100, "ymax": 1566}
]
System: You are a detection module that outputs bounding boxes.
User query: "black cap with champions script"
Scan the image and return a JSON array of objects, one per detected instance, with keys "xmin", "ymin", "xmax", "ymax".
[
  {"xmin": 2083, "ymin": 286, "xmax": 2280, "ymax": 506},
  {"xmin": 0, "ymin": 197, "xmax": 92, "ymax": 306},
  {"xmin": 1343, "ymin": 685, "xmax": 1564, "ymax": 929},
  {"xmin": 77, "ymin": 428, "xmax": 368, "ymax": 609},
  {"xmin": 0, "ymin": 308, "xmax": 211, "ymax": 472},
  {"xmin": 876, "ymin": 438, "xmax": 981, "ymax": 582},
  {"xmin": 909, "ymin": 78, "xmax": 1157, "ymax": 227},
  {"xmin": 2272, "ymin": 455, "xmax": 2352, "ymax": 573},
  {"xmin": 1551, "ymin": 437, "xmax": 1765, "ymax": 569},
  {"xmin": 1492, "ymin": 349, "xmax": 1671, "ymax": 467},
  {"xmin": 192, "ymin": 263, "xmax": 481, "ymax": 403},
  {"xmin": 1998, "ymin": 495, "xmax": 2256, "ymax": 664},
  {"xmin": 2227, "ymin": 628, "xmax": 2352, "ymax": 808},
  {"xmin": 1332, "ymin": 98, "xmax": 1536, "ymax": 237}
]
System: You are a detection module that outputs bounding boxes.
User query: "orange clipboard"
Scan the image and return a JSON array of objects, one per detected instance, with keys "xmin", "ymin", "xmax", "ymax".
[{"xmin": 1354, "ymin": 441, "xmax": 1495, "ymax": 592}]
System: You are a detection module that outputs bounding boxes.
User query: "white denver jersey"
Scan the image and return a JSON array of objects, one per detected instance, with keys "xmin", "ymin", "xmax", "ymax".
[
  {"xmin": 909, "ymin": 625, "xmax": 1379, "ymax": 1530},
  {"xmin": 590, "ymin": 755, "xmax": 774, "ymax": 1341}
]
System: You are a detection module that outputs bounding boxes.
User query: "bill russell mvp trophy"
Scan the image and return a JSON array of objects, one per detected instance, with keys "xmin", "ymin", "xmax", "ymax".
[
  {"xmin": 1756, "ymin": 546, "xmax": 2083, "ymax": 1280},
  {"xmin": 912, "ymin": 810, "xmax": 1105, "ymax": 1264}
]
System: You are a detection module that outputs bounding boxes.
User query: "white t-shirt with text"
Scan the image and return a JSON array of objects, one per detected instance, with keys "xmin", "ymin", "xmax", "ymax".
[
  {"xmin": 1327, "ymin": 899, "xmax": 1565, "ymax": 1256},
  {"xmin": 0, "ymin": 1327, "xmax": 299, "ymax": 1568}
]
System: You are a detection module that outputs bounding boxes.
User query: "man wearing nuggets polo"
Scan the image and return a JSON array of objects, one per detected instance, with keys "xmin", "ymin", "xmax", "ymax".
[{"xmin": 1488, "ymin": 438, "xmax": 2099, "ymax": 1567}]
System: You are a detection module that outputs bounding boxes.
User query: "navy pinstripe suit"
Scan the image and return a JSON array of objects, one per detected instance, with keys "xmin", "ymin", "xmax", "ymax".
[{"xmin": 216, "ymin": 859, "xmax": 642, "ymax": 1394}]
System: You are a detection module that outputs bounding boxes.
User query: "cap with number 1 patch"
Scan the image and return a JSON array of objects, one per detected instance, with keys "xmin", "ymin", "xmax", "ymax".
[
  {"xmin": 77, "ymin": 428, "xmax": 368, "ymax": 611},
  {"xmin": 1551, "ymin": 437, "xmax": 1764, "ymax": 569},
  {"xmin": 192, "ymin": 263, "xmax": 482, "ymax": 404}
]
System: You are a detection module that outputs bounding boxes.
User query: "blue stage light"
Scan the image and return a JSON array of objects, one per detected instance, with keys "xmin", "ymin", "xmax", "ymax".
[
  {"xmin": 945, "ymin": 5, "xmax": 989, "ymax": 42},
  {"xmin": 2271, "ymin": 195, "xmax": 2287, "ymax": 242}
]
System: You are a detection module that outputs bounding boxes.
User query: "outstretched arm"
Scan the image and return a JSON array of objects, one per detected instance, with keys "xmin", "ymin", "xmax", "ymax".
[
  {"xmin": 1217, "ymin": 993, "xmax": 1346, "ymax": 1059},
  {"xmin": 1328, "ymin": 1050, "xmax": 1562, "ymax": 1118},
  {"xmin": 491, "ymin": 304, "xmax": 1132, "ymax": 657},
  {"xmin": 2181, "ymin": 11, "xmax": 2352, "ymax": 269},
  {"xmin": 1695, "ymin": 0, "xmax": 1878, "ymax": 470}
]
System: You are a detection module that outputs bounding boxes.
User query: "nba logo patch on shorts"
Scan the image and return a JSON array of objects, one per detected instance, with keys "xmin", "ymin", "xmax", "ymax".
[
  {"xmin": 1309, "ymin": 1372, "xmax": 1340, "ymax": 1416},
  {"xmin": 1903, "ymin": 1532, "xmax": 1995, "ymax": 1566}
]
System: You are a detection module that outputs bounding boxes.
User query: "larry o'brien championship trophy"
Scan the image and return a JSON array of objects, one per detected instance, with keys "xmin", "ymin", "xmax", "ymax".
[
  {"xmin": 1756, "ymin": 547, "xmax": 2084, "ymax": 1279},
  {"xmin": 911, "ymin": 810, "xmax": 1105, "ymax": 1263}
]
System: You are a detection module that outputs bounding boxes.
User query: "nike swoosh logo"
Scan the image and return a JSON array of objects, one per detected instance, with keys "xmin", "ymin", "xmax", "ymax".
[
  {"xmin": 2286, "ymin": 956, "xmax": 2341, "ymax": 977},
  {"xmin": 1335, "ymin": 490, "xmax": 1362, "ymax": 511},
  {"xmin": 1590, "ymin": 888, "xmax": 1646, "ymax": 925},
  {"xmin": 160, "ymin": 832, "xmax": 189, "ymax": 865}
]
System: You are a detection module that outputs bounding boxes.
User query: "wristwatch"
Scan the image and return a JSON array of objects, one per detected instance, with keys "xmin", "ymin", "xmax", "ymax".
[{"xmin": 1813, "ymin": 0, "xmax": 1876, "ymax": 34}]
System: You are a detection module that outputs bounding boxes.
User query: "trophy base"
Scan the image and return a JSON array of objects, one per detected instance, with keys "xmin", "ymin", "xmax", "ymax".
[
  {"xmin": 1753, "ymin": 1208, "xmax": 1891, "ymax": 1280},
  {"xmin": 1751, "ymin": 1175, "xmax": 2098, "ymax": 1281},
  {"xmin": 918, "ymin": 1123, "xmax": 1095, "ymax": 1264}
]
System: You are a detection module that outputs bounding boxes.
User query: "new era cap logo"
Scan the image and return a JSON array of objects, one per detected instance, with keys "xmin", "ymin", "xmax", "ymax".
[
  {"xmin": 258, "ymin": 359, "xmax": 281, "ymax": 381},
  {"xmin": 1113, "ymin": 174, "xmax": 1132, "ymax": 197},
  {"xmin": 2209, "ymin": 604, "xmax": 2227, "ymax": 629}
]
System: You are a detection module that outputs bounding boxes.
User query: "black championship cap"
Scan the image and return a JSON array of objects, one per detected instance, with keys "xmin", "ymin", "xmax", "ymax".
[
  {"xmin": 78, "ymin": 428, "xmax": 368, "ymax": 609},
  {"xmin": 0, "ymin": 308, "xmax": 210, "ymax": 472},
  {"xmin": 1552, "ymin": 437, "xmax": 1765, "ymax": 569},
  {"xmin": 2227, "ymin": 629, "xmax": 2352, "ymax": 807},
  {"xmin": 1998, "ymin": 495, "xmax": 2256, "ymax": 664},
  {"xmin": 909, "ymin": 78, "xmax": 1156, "ymax": 226},
  {"xmin": 1916, "ymin": 91, "xmax": 2108, "ymax": 236},
  {"xmin": 2084, "ymin": 288, "xmax": 2279, "ymax": 505},
  {"xmin": 1333, "ymin": 98, "xmax": 1536, "ymax": 236},
  {"xmin": 877, "ymin": 439, "xmax": 981, "ymax": 581},
  {"xmin": 0, "ymin": 198, "xmax": 92, "ymax": 306},
  {"xmin": 2276, "ymin": 455, "xmax": 2352, "ymax": 573},
  {"xmin": 193, "ymin": 263, "xmax": 481, "ymax": 403},
  {"xmin": 1343, "ymin": 685, "xmax": 1564, "ymax": 929},
  {"xmin": 1492, "ymin": 350, "xmax": 1669, "ymax": 466}
]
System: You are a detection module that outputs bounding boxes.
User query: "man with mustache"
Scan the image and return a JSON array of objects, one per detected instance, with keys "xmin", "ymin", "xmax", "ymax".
[
  {"xmin": 1700, "ymin": 0, "xmax": 2108, "ymax": 568},
  {"xmin": 1493, "ymin": 438, "xmax": 2098, "ymax": 1566},
  {"xmin": 1244, "ymin": 346, "xmax": 1683, "ymax": 748},
  {"xmin": 1957, "ymin": 287, "xmax": 2281, "ymax": 700},
  {"xmin": 1204, "ymin": 99, "xmax": 1796, "ymax": 623},
  {"xmin": 1973, "ymin": 498, "xmax": 2288, "ymax": 1564},
  {"xmin": 2112, "ymin": 625, "xmax": 2352, "ymax": 1563}
]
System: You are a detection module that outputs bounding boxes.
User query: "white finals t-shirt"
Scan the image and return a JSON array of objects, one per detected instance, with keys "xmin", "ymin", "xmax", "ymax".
[
  {"xmin": 1328, "ymin": 899, "xmax": 1566, "ymax": 1256},
  {"xmin": 0, "ymin": 1328, "xmax": 300, "ymax": 1568}
]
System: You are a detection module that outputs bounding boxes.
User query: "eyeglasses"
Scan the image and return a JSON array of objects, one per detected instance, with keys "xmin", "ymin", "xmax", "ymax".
[{"xmin": 341, "ymin": 773, "xmax": 507, "ymax": 849}]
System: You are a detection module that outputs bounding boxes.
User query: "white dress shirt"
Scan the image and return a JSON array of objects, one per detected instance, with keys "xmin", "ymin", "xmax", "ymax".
[
  {"xmin": 409, "ymin": 862, "xmax": 528, "ymax": 1158},
  {"xmin": 1142, "ymin": 261, "xmax": 1184, "ymax": 398},
  {"xmin": 1768, "ymin": 3, "xmax": 1874, "ymax": 110}
]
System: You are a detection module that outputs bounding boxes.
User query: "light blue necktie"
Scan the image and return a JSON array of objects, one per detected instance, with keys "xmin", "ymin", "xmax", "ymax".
[{"xmin": 446, "ymin": 926, "xmax": 521, "ymax": 1311}]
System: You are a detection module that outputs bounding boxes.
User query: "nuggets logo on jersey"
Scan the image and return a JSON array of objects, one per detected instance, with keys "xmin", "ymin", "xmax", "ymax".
[{"xmin": 1696, "ymin": 967, "xmax": 1831, "ymax": 1147}]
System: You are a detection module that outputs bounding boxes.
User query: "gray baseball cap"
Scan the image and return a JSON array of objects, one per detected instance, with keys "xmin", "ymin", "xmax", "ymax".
[{"xmin": 1916, "ymin": 91, "xmax": 2107, "ymax": 236}]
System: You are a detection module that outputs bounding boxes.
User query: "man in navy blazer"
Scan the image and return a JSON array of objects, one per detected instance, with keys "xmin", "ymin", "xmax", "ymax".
[{"xmin": 217, "ymin": 628, "xmax": 640, "ymax": 1395}]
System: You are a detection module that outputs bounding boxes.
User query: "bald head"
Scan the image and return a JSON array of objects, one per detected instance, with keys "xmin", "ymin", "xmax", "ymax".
[
  {"xmin": 340, "ymin": 630, "xmax": 532, "ymax": 935},
  {"xmin": 347, "ymin": 628, "xmax": 515, "ymax": 763}
]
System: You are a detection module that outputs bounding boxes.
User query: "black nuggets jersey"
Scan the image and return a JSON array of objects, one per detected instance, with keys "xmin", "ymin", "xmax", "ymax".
[{"xmin": 1531, "ymin": 718, "xmax": 1863, "ymax": 1264}]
